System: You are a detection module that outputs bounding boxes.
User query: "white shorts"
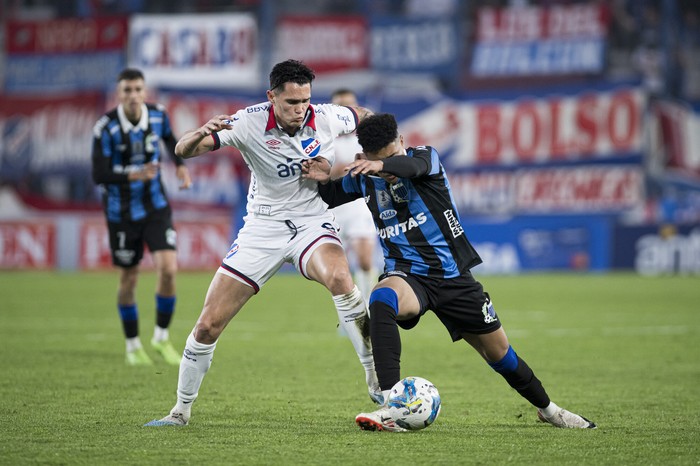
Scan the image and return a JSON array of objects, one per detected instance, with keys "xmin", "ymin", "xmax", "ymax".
[
  {"xmin": 218, "ymin": 213, "xmax": 342, "ymax": 292},
  {"xmin": 332, "ymin": 199, "xmax": 376, "ymax": 243}
]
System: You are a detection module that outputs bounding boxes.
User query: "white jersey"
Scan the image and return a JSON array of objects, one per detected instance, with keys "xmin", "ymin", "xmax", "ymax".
[{"xmin": 214, "ymin": 102, "xmax": 358, "ymax": 220}]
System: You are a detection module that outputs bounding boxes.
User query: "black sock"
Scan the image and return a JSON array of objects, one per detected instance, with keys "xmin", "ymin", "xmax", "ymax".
[
  {"xmin": 369, "ymin": 301, "xmax": 402, "ymax": 391},
  {"xmin": 499, "ymin": 356, "xmax": 550, "ymax": 409},
  {"xmin": 122, "ymin": 320, "xmax": 138, "ymax": 339}
]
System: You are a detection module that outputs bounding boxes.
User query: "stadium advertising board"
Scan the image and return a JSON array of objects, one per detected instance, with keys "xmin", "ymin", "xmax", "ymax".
[
  {"xmin": 389, "ymin": 86, "xmax": 644, "ymax": 214},
  {"xmin": 128, "ymin": 14, "xmax": 259, "ymax": 89},
  {"xmin": 0, "ymin": 92, "xmax": 104, "ymax": 180},
  {"xmin": 4, "ymin": 17, "xmax": 127, "ymax": 92},
  {"xmin": 79, "ymin": 217, "xmax": 231, "ymax": 270},
  {"xmin": 656, "ymin": 100, "xmax": 700, "ymax": 177},
  {"xmin": 467, "ymin": 215, "xmax": 612, "ymax": 274},
  {"xmin": 274, "ymin": 16, "xmax": 368, "ymax": 73},
  {"xmin": 612, "ymin": 224, "xmax": 700, "ymax": 275},
  {"xmin": 0, "ymin": 221, "xmax": 56, "ymax": 269},
  {"xmin": 470, "ymin": 4, "xmax": 609, "ymax": 77},
  {"xmin": 370, "ymin": 17, "xmax": 459, "ymax": 76}
]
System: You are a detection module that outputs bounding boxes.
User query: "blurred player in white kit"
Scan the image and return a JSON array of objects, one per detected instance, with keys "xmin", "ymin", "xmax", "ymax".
[{"xmin": 329, "ymin": 89, "xmax": 378, "ymax": 304}]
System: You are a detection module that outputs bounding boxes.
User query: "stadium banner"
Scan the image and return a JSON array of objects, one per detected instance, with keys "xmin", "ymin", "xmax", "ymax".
[
  {"xmin": 4, "ymin": 17, "xmax": 127, "ymax": 92},
  {"xmin": 448, "ymin": 165, "xmax": 644, "ymax": 215},
  {"xmin": 128, "ymin": 14, "xmax": 260, "ymax": 89},
  {"xmin": 154, "ymin": 88, "xmax": 259, "ymax": 209},
  {"xmin": 470, "ymin": 4, "xmax": 609, "ymax": 77},
  {"xmin": 612, "ymin": 224, "xmax": 700, "ymax": 275},
  {"xmin": 79, "ymin": 216, "xmax": 231, "ymax": 271},
  {"xmin": 394, "ymin": 86, "xmax": 644, "ymax": 168},
  {"xmin": 273, "ymin": 16, "xmax": 368, "ymax": 73},
  {"xmin": 656, "ymin": 100, "xmax": 700, "ymax": 177},
  {"xmin": 369, "ymin": 16, "xmax": 459, "ymax": 76},
  {"xmin": 0, "ymin": 92, "xmax": 104, "ymax": 180},
  {"xmin": 467, "ymin": 214, "xmax": 612, "ymax": 274},
  {"xmin": 0, "ymin": 220, "xmax": 56, "ymax": 269}
]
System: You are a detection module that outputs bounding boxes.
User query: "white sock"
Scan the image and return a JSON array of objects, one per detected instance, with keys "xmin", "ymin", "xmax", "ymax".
[
  {"xmin": 125, "ymin": 337, "xmax": 142, "ymax": 353},
  {"xmin": 540, "ymin": 401, "xmax": 560, "ymax": 417},
  {"xmin": 332, "ymin": 285, "xmax": 379, "ymax": 392},
  {"xmin": 172, "ymin": 332, "xmax": 217, "ymax": 418},
  {"xmin": 153, "ymin": 326, "xmax": 169, "ymax": 343},
  {"xmin": 354, "ymin": 268, "xmax": 377, "ymax": 306}
]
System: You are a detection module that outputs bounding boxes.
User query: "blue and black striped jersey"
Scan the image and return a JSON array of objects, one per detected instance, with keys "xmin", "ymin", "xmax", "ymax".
[
  {"xmin": 91, "ymin": 103, "xmax": 182, "ymax": 223},
  {"xmin": 319, "ymin": 146, "xmax": 482, "ymax": 279}
]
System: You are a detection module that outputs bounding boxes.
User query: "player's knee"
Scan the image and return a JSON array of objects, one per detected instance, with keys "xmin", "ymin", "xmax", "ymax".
[
  {"xmin": 369, "ymin": 287, "xmax": 399, "ymax": 315},
  {"xmin": 488, "ymin": 345, "xmax": 519, "ymax": 374},
  {"xmin": 325, "ymin": 266, "xmax": 354, "ymax": 295},
  {"xmin": 193, "ymin": 319, "xmax": 224, "ymax": 344}
]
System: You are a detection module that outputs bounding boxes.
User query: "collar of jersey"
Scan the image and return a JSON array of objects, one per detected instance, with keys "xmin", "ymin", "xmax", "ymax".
[
  {"xmin": 265, "ymin": 104, "xmax": 317, "ymax": 133},
  {"xmin": 117, "ymin": 103, "xmax": 149, "ymax": 132}
]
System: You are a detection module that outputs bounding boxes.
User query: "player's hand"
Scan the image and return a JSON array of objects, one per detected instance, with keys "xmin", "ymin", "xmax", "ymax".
[
  {"xmin": 130, "ymin": 163, "xmax": 158, "ymax": 182},
  {"xmin": 344, "ymin": 159, "xmax": 383, "ymax": 177},
  {"xmin": 198, "ymin": 114, "xmax": 234, "ymax": 136},
  {"xmin": 176, "ymin": 165, "xmax": 192, "ymax": 190},
  {"xmin": 301, "ymin": 158, "xmax": 331, "ymax": 183}
]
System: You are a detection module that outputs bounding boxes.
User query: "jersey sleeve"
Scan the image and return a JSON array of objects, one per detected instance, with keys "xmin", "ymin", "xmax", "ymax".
[
  {"xmin": 91, "ymin": 116, "xmax": 129, "ymax": 185},
  {"xmin": 317, "ymin": 177, "xmax": 362, "ymax": 208},
  {"xmin": 324, "ymin": 104, "xmax": 358, "ymax": 137},
  {"xmin": 212, "ymin": 108, "xmax": 247, "ymax": 150},
  {"xmin": 161, "ymin": 110, "xmax": 184, "ymax": 166}
]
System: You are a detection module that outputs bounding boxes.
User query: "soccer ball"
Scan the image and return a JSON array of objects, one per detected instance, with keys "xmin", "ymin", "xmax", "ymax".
[{"xmin": 387, "ymin": 376, "xmax": 441, "ymax": 430}]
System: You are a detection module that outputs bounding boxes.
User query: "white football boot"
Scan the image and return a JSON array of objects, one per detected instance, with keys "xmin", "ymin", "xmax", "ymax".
[
  {"xmin": 355, "ymin": 406, "xmax": 407, "ymax": 432},
  {"xmin": 537, "ymin": 407, "xmax": 596, "ymax": 429},
  {"xmin": 143, "ymin": 412, "xmax": 189, "ymax": 427}
]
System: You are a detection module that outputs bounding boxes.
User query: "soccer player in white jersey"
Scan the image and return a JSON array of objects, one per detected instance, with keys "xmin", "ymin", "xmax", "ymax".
[
  {"xmin": 145, "ymin": 60, "xmax": 379, "ymax": 427},
  {"xmin": 329, "ymin": 89, "xmax": 378, "ymax": 304}
]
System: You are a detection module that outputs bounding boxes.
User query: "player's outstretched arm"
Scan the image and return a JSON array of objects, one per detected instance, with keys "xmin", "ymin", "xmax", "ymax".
[
  {"xmin": 351, "ymin": 106, "xmax": 374, "ymax": 122},
  {"xmin": 175, "ymin": 114, "xmax": 233, "ymax": 159}
]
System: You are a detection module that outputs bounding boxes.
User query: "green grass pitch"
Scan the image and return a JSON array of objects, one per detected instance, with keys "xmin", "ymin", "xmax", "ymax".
[{"xmin": 1, "ymin": 271, "xmax": 698, "ymax": 465}]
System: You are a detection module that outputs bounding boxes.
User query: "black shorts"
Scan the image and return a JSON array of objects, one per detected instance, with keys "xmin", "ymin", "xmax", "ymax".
[
  {"xmin": 107, "ymin": 207, "xmax": 176, "ymax": 267},
  {"xmin": 381, "ymin": 270, "xmax": 502, "ymax": 342}
]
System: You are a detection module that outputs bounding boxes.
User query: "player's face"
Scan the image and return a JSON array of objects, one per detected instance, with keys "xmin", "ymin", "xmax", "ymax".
[
  {"xmin": 366, "ymin": 135, "xmax": 405, "ymax": 162},
  {"xmin": 267, "ymin": 82, "xmax": 311, "ymax": 134},
  {"xmin": 117, "ymin": 78, "xmax": 146, "ymax": 121},
  {"xmin": 366, "ymin": 135, "xmax": 405, "ymax": 183},
  {"xmin": 331, "ymin": 92, "xmax": 357, "ymax": 107}
]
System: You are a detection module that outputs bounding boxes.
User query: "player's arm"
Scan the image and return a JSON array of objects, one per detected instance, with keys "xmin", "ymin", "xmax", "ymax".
[
  {"xmin": 301, "ymin": 158, "xmax": 360, "ymax": 208},
  {"xmin": 351, "ymin": 106, "xmax": 374, "ymax": 123},
  {"xmin": 91, "ymin": 128, "xmax": 157, "ymax": 184},
  {"xmin": 175, "ymin": 114, "xmax": 233, "ymax": 159},
  {"xmin": 346, "ymin": 156, "xmax": 430, "ymax": 179},
  {"xmin": 162, "ymin": 114, "xmax": 192, "ymax": 189},
  {"xmin": 317, "ymin": 178, "xmax": 362, "ymax": 208}
]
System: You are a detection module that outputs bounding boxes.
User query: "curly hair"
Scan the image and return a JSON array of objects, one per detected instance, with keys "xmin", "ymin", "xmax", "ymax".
[
  {"xmin": 356, "ymin": 113, "xmax": 398, "ymax": 154},
  {"xmin": 269, "ymin": 59, "xmax": 315, "ymax": 92}
]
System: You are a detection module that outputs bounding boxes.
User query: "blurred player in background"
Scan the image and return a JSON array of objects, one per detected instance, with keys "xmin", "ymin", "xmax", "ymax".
[
  {"xmin": 304, "ymin": 113, "xmax": 597, "ymax": 432},
  {"xmin": 145, "ymin": 60, "xmax": 380, "ymax": 427},
  {"xmin": 329, "ymin": 89, "xmax": 378, "ymax": 304},
  {"xmin": 91, "ymin": 68, "xmax": 192, "ymax": 366}
]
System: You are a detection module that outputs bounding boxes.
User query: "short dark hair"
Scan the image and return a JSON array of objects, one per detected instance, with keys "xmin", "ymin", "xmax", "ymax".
[
  {"xmin": 357, "ymin": 113, "xmax": 398, "ymax": 154},
  {"xmin": 331, "ymin": 88, "xmax": 356, "ymax": 100},
  {"xmin": 269, "ymin": 59, "xmax": 315, "ymax": 92},
  {"xmin": 117, "ymin": 68, "xmax": 144, "ymax": 82}
]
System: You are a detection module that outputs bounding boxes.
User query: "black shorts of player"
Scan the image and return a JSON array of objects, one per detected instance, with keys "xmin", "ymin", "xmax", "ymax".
[
  {"xmin": 107, "ymin": 207, "xmax": 176, "ymax": 268},
  {"xmin": 381, "ymin": 270, "xmax": 502, "ymax": 342}
]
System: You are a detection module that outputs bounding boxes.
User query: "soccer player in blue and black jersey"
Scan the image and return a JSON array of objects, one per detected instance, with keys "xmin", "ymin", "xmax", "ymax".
[
  {"xmin": 303, "ymin": 113, "xmax": 596, "ymax": 431},
  {"xmin": 92, "ymin": 68, "xmax": 192, "ymax": 366}
]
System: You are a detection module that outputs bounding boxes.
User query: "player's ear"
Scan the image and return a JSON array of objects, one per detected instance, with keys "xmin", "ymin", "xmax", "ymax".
[
  {"xmin": 266, "ymin": 89, "xmax": 275, "ymax": 104},
  {"xmin": 355, "ymin": 152, "xmax": 367, "ymax": 161}
]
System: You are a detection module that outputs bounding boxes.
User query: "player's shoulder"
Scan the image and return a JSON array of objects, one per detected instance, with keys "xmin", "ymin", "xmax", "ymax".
[
  {"xmin": 409, "ymin": 145, "xmax": 437, "ymax": 157},
  {"xmin": 146, "ymin": 102, "xmax": 168, "ymax": 114},
  {"xmin": 93, "ymin": 108, "xmax": 118, "ymax": 137},
  {"xmin": 241, "ymin": 101, "xmax": 272, "ymax": 116}
]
